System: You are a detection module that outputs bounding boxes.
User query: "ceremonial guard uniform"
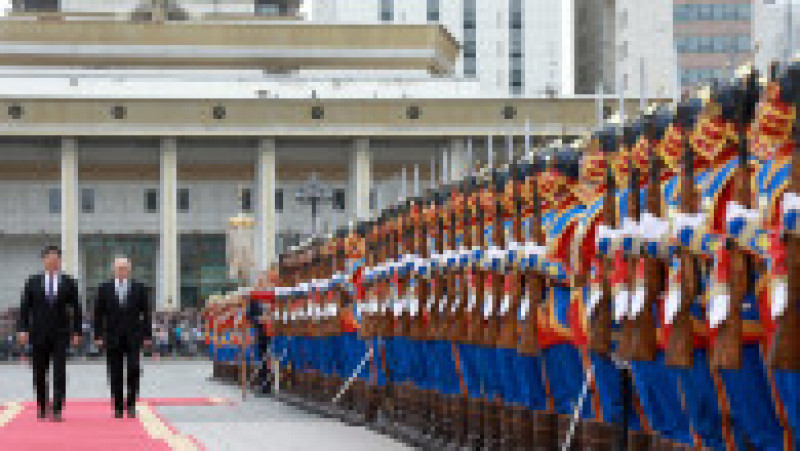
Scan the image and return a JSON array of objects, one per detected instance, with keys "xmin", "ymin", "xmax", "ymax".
[
  {"xmin": 534, "ymin": 148, "xmax": 596, "ymax": 450},
  {"xmin": 513, "ymin": 155, "xmax": 555, "ymax": 449},
  {"xmin": 214, "ymin": 57, "xmax": 800, "ymax": 451},
  {"xmin": 580, "ymin": 127, "xmax": 650, "ymax": 448},
  {"xmin": 753, "ymin": 62, "xmax": 799, "ymax": 449}
]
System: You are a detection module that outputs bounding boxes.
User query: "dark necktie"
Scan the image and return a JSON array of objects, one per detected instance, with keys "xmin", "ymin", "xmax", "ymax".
[
  {"xmin": 119, "ymin": 280, "xmax": 129, "ymax": 306},
  {"xmin": 47, "ymin": 275, "xmax": 55, "ymax": 305}
]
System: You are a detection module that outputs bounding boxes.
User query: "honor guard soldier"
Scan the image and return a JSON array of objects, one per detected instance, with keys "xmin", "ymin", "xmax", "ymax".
[
  {"xmin": 701, "ymin": 69, "xmax": 784, "ymax": 450},
  {"xmin": 753, "ymin": 61, "xmax": 799, "ymax": 449},
  {"xmin": 662, "ymin": 96, "xmax": 727, "ymax": 450},
  {"xmin": 580, "ymin": 126, "xmax": 652, "ymax": 449},
  {"xmin": 515, "ymin": 153, "xmax": 557, "ymax": 450},
  {"xmin": 532, "ymin": 145, "xmax": 593, "ymax": 450},
  {"xmin": 230, "ymin": 57, "xmax": 800, "ymax": 451}
]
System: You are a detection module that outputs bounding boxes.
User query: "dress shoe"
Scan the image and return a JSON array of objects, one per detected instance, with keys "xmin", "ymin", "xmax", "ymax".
[
  {"xmin": 127, "ymin": 406, "xmax": 137, "ymax": 418},
  {"xmin": 37, "ymin": 409, "xmax": 46, "ymax": 420},
  {"xmin": 52, "ymin": 411, "xmax": 62, "ymax": 422},
  {"xmin": 115, "ymin": 409, "xmax": 124, "ymax": 419}
]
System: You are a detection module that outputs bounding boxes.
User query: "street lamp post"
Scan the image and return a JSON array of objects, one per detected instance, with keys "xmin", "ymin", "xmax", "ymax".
[{"xmin": 295, "ymin": 172, "xmax": 334, "ymax": 236}]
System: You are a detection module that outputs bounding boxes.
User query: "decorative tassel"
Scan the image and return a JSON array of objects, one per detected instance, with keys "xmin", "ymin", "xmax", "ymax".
[
  {"xmin": 466, "ymin": 269, "xmax": 478, "ymax": 313},
  {"xmin": 483, "ymin": 272, "xmax": 494, "ymax": 319},
  {"xmin": 586, "ymin": 258, "xmax": 603, "ymax": 319},
  {"xmin": 768, "ymin": 231, "xmax": 789, "ymax": 319},
  {"xmin": 708, "ymin": 245, "xmax": 731, "ymax": 329},
  {"xmin": 500, "ymin": 273, "xmax": 512, "ymax": 315},
  {"xmin": 630, "ymin": 258, "xmax": 647, "ymax": 319},
  {"xmin": 612, "ymin": 248, "xmax": 629, "ymax": 322},
  {"xmin": 664, "ymin": 255, "xmax": 681, "ymax": 325}
]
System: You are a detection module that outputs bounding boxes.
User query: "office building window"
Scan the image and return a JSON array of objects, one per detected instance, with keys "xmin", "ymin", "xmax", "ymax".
[
  {"xmin": 463, "ymin": 0, "xmax": 477, "ymax": 77},
  {"xmin": 275, "ymin": 189, "xmax": 284, "ymax": 212},
  {"xmin": 509, "ymin": 0, "xmax": 524, "ymax": 95},
  {"xmin": 240, "ymin": 188, "xmax": 252, "ymax": 213},
  {"xmin": 427, "ymin": 0, "xmax": 440, "ymax": 22},
  {"xmin": 255, "ymin": 0, "xmax": 285, "ymax": 16},
  {"xmin": 333, "ymin": 189, "xmax": 346, "ymax": 211},
  {"xmin": 680, "ymin": 68, "xmax": 728, "ymax": 86},
  {"xmin": 145, "ymin": 189, "xmax": 158, "ymax": 213},
  {"xmin": 178, "ymin": 188, "xmax": 190, "ymax": 212},
  {"xmin": 48, "ymin": 187, "xmax": 61, "ymax": 214},
  {"xmin": 380, "ymin": 0, "xmax": 394, "ymax": 22},
  {"xmin": 510, "ymin": 0, "xmax": 523, "ymax": 29},
  {"xmin": 674, "ymin": 3, "xmax": 752, "ymax": 22},
  {"xmin": 675, "ymin": 35, "xmax": 751, "ymax": 54},
  {"xmin": 369, "ymin": 189, "xmax": 377, "ymax": 210},
  {"xmin": 17, "ymin": 0, "xmax": 59, "ymax": 12},
  {"xmin": 81, "ymin": 188, "xmax": 95, "ymax": 214}
]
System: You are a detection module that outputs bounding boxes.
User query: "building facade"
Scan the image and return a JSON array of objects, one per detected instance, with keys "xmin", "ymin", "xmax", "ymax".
[
  {"xmin": 616, "ymin": 0, "xmax": 679, "ymax": 101},
  {"xmin": 673, "ymin": 0, "xmax": 755, "ymax": 90},
  {"xmin": 754, "ymin": 0, "xmax": 799, "ymax": 75},
  {"xmin": 12, "ymin": 0, "xmax": 302, "ymax": 16},
  {"xmin": 313, "ymin": 0, "xmax": 575, "ymax": 98},
  {"xmin": 574, "ymin": 0, "xmax": 616, "ymax": 96},
  {"xmin": 0, "ymin": 1, "xmax": 655, "ymax": 312},
  {"xmin": 0, "ymin": 135, "xmax": 453, "ymax": 312}
]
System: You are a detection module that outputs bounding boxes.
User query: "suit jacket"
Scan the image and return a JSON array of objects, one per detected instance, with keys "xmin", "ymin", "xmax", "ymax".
[
  {"xmin": 94, "ymin": 279, "xmax": 152, "ymax": 348},
  {"xmin": 18, "ymin": 273, "xmax": 83, "ymax": 347}
]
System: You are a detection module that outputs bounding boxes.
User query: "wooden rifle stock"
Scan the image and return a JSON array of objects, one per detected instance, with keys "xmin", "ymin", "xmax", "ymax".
[
  {"xmin": 629, "ymin": 123, "xmax": 661, "ymax": 362},
  {"xmin": 589, "ymin": 154, "xmax": 616, "ymax": 356},
  {"xmin": 619, "ymin": 140, "xmax": 641, "ymax": 360},
  {"xmin": 712, "ymin": 76, "xmax": 759, "ymax": 369},
  {"xmin": 442, "ymin": 194, "xmax": 459, "ymax": 341},
  {"xmin": 519, "ymin": 177, "xmax": 543, "ymax": 355},
  {"xmin": 486, "ymin": 177, "xmax": 504, "ymax": 348},
  {"xmin": 498, "ymin": 174, "xmax": 522, "ymax": 350},
  {"xmin": 666, "ymin": 129, "xmax": 698, "ymax": 368},
  {"xmin": 455, "ymin": 187, "xmax": 472, "ymax": 343}
]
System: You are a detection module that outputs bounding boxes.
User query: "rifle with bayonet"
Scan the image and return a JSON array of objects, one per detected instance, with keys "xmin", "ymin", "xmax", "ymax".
[
  {"xmin": 712, "ymin": 72, "xmax": 759, "ymax": 369},
  {"xmin": 666, "ymin": 102, "xmax": 701, "ymax": 368}
]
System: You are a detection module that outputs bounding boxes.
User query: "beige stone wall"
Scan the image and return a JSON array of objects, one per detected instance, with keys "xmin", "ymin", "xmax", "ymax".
[{"xmin": 0, "ymin": 98, "xmax": 657, "ymax": 137}]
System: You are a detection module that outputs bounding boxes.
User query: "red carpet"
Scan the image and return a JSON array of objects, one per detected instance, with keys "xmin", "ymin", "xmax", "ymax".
[{"xmin": 0, "ymin": 398, "xmax": 224, "ymax": 450}]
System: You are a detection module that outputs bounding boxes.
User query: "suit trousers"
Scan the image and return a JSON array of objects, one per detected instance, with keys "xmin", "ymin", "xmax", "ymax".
[
  {"xmin": 32, "ymin": 338, "xmax": 67, "ymax": 413},
  {"xmin": 106, "ymin": 336, "xmax": 141, "ymax": 411}
]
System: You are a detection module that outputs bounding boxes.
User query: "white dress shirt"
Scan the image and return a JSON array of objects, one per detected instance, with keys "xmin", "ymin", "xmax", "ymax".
[
  {"xmin": 44, "ymin": 272, "xmax": 60, "ymax": 298},
  {"xmin": 115, "ymin": 279, "xmax": 129, "ymax": 304}
]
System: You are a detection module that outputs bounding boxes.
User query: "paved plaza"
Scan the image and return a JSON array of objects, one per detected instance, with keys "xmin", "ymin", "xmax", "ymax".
[{"xmin": 0, "ymin": 361, "xmax": 411, "ymax": 450}]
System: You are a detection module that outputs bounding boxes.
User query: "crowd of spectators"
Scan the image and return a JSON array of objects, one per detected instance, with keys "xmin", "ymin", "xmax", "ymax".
[{"xmin": 0, "ymin": 307, "xmax": 207, "ymax": 362}]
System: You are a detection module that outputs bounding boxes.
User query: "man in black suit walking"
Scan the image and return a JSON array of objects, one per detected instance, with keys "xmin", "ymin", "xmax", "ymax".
[
  {"xmin": 94, "ymin": 256, "xmax": 152, "ymax": 418},
  {"xmin": 17, "ymin": 245, "xmax": 83, "ymax": 421}
]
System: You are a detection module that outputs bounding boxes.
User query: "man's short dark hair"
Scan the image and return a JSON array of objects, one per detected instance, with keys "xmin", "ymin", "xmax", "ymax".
[{"xmin": 41, "ymin": 245, "xmax": 62, "ymax": 258}]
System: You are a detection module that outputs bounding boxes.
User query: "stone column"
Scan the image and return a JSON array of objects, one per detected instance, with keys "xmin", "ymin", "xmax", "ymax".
[
  {"xmin": 60, "ymin": 138, "xmax": 79, "ymax": 279},
  {"xmin": 442, "ymin": 148, "xmax": 449, "ymax": 183},
  {"xmin": 160, "ymin": 138, "xmax": 179, "ymax": 311},
  {"xmin": 449, "ymin": 137, "xmax": 466, "ymax": 181},
  {"xmin": 350, "ymin": 138, "xmax": 372, "ymax": 220},
  {"xmin": 256, "ymin": 138, "xmax": 277, "ymax": 273}
]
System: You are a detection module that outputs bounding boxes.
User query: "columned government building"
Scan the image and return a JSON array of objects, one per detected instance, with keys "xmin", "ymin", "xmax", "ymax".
[{"xmin": 0, "ymin": 0, "xmax": 653, "ymax": 312}]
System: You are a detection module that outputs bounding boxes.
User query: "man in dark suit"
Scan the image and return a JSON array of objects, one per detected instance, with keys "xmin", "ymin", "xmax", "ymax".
[
  {"xmin": 17, "ymin": 245, "xmax": 83, "ymax": 421},
  {"xmin": 94, "ymin": 256, "xmax": 152, "ymax": 418}
]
